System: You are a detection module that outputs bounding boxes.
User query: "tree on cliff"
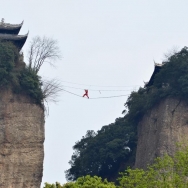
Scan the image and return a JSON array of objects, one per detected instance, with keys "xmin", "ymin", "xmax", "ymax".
[
  {"xmin": 0, "ymin": 41, "xmax": 44, "ymax": 104},
  {"xmin": 26, "ymin": 36, "xmax": 63, "ymax": 103},
  {"xmin": 124, "ymin": 46, "xmax": 188, "ymax": 124},
  {"xmin": 27, "ymin": 36, "xmax": 61, "ymax": 73},
  {"xmin": 65, "ymin": 117, "xmax": 137, "ymax": 182},
  {"xmin": 0, "ymin": 39, "xmax": 62, "ymax": 105}
]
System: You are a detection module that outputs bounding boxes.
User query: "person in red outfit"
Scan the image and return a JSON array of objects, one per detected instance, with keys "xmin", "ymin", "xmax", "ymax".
[{"xmin": 83, "ymin": 89, "xmax": 89, "ymax": 99}]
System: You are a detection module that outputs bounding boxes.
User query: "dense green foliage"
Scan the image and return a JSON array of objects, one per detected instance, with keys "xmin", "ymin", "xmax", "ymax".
[
  {"xmin": 45, "ymin": 146, "xmax": 188, "ymax": 187},
  {"xmin": 66, "ymin": 46, "xmax": 188, "ymax": 182},
  {"xmin": 65, "ymin": 118, "xmax": 137, "ymax": 181},
  {"xmin": 44, "ymin": 176, "xmax": 116, "ymax": 188},
  {"xmin": 0, "ymin": 41, "xmax": 19, "ymax": 87},
  {"xmin": 118, "ymin": 144, "xmax": 188, "ymax": 187},
  {"xmin": 19, "ymin": 68, "xmax": 43, "ymax": 104},
  {"xmin": 44, "ymin": 182, "xmax": 64, "ymax": 188},
  {"xmin": 0, "ymin": 41, "xmax": 43, "ymax": 105}
]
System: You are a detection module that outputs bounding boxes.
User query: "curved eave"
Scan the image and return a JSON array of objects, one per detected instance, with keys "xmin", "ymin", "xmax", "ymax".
[
  {"xmin": 145, "ymin": 64, "xmax": 163, "ymax": 87},
  {"xmin": 0, "ymin": 21, "xmax": 23, "ymax": 35},
  {"xmin": 0, "ymin": 33, "xmax": 28, "ymax": 51}
]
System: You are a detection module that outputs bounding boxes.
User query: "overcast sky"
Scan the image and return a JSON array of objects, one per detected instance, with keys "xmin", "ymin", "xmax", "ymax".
[{"xmin": 2, "ymin": 1, "xmax": 188, "ymax": 187}]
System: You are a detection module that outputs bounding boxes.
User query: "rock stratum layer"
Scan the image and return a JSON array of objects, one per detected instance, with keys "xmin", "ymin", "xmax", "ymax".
[
  {"xmin": 135, "ymin": 98, "xmax": 188, "ymax": 169},
  {"xmin": 0, "ymin": 90, "xmax": 44, "ymax": 188}
]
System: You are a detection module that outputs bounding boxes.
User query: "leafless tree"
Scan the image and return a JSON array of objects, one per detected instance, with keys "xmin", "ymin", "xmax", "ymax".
[
  {"xmin": 27, "ymin": 36, "xmax": 61, "ymax": 73},
  {"xmin": 27, "ymin": 36, "xmax": 63, "ymax": 103},
  {"xmin": 42, "ymin": 79, "xmax": 63, "ymax": 103}
]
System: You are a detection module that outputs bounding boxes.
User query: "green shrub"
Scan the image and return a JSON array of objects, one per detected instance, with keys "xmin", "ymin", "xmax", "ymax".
[
  {"xmin": 0, "ymin": 41, "xmax": 18, "ymax": 87},
  {"xmin": 19, "ymin": 68, "xmax": 43, "ymax": 104},
  {"xmin": 118, "ymin": 145, "xmax": 188, "ymax": 188},
  {"xmin": 44, "ymin": 176, "xmax": 116, "ymax": 188},
  {"xmin": 0, "ymin": 41, "xmax": 43, "ymax": 105}
]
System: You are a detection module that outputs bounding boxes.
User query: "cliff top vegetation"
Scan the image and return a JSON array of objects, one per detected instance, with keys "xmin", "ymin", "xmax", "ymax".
[
  {"xmin": 126, "ymin": 46, "xmax": 188, "ymax": 124},
  {"xmin": 0, "ymin": 37, "xmax": 61, "ymax": 107}
]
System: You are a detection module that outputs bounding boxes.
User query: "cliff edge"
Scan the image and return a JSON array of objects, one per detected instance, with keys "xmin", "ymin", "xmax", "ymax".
[
  {"xmin": 0, "ymin": 89, "xmax": 44, "ymax": 188},
  {"xmin": 135, "ymin": 97, "xmax": 188, "ymax": 169}
]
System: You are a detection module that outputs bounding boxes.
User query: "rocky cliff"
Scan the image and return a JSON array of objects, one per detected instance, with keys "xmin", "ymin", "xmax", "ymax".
[
  {"xmin": 135, "ymin": 97, "xmax": 188, "ymax": 169},
  {"xmin": 0, "ymin": 89, "xmax": 44, "ymax": 188}
]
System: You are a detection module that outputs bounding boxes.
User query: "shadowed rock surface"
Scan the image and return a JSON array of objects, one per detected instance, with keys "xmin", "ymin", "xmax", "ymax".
[
  {"xmin": 135, "ymin": 98, "xmax": 188, "ymax": 169},
  {"xmin": 0, "ymin": 89, "xmax": 44, "ymax": 188}
]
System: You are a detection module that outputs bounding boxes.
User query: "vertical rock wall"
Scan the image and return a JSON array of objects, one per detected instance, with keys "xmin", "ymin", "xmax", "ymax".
[
  {"xmin": 135, "ymin": 98, "xmax": 188, "ymax": 169},
  {"xmin": 0, "ymin": 90, "xmax": 45, "ymax": 188}
]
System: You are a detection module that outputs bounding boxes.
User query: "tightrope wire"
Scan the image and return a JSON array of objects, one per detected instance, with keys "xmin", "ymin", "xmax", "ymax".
[{"xmin": 61, "ymin": 89, "xmax": 130, "ymax": 99}]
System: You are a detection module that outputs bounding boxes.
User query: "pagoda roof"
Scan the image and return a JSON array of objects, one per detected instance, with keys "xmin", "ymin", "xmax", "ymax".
[
  {"xmin": 0, "ymin": 21, "xmax": 23, "ymax": 35},
  {"xmin": 145, "ymin": 63, "xmax": 163, "ymax": 87},
  {"xmin": 0, "ymin": 33, "xmax": 28, "ymax": 51}
]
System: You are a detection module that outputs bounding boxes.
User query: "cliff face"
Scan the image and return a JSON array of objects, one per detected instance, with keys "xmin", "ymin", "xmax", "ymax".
[
  {"xmin": 0, "ymin": 90, "xmax": 44, "ymax": 188},
  {"xmin": 135, "ymin": 97, "xmax": 188, "ymax": 169}
]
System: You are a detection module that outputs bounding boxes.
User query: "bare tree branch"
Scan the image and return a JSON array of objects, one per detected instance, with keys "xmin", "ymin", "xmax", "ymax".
[
  {"xmin": 27, "ymin": 36, "xmax": 62, "ymax": 104},
  {"xmin": 42, "ymin": 79, "xmax": 62, "ymax": 103},
  {"xmin": 27, "ymin": 36, "xmax": 61, "ymax": 73}
]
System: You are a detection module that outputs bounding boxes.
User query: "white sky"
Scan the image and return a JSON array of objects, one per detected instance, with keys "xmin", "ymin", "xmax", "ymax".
[{"xmin": 2, "ymin": 1, "xmax": 188, "ymax": 187}]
